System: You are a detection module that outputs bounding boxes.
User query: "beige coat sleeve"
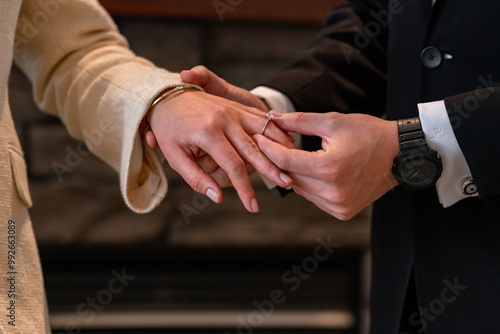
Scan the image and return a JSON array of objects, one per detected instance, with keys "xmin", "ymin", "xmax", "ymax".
[{"xmin": 14, "ymin": 0, "xmax": 188, "ymax": 213}]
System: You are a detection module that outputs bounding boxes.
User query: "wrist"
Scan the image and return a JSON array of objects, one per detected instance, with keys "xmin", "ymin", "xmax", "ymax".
[
  {"xmin": 149, "ymin": 85, "xmax": 203, "ymax": 110},
  {"xmin": 388, "ymin": 120, "xmax": 400, "ymax": 160},
  {"xmin": 146, "ymin": 85, "xmax": 203, "ymax": 124}
]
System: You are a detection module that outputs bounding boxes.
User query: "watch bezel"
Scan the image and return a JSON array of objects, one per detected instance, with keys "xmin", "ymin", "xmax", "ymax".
[{"xmin": 393, "ymin": 146, "xmax": 443, "ymax": 190}]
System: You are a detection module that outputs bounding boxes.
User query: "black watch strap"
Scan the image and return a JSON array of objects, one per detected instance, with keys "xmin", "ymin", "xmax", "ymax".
[
  {"xmin": 393, "ymin": 116, "xmax": 443, "ymax": 190},
  {"xmin": 398, "ymin": 117, "xmax": 427, "ymax": 150}
]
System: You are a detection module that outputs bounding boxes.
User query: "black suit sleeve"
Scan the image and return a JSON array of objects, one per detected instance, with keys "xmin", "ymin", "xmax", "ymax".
[
  {"xmin": 261, "ymin": 0, "xmax": 388, "ymax": 116},
  {"xmin": 445, "ymin": 88, "xmax": 500, "ymax": 204}
]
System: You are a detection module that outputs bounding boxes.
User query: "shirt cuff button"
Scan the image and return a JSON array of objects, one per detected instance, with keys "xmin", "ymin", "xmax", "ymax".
[{"xmin": 462, "ymin": 179, "xmax": 478, "ymax": 196}]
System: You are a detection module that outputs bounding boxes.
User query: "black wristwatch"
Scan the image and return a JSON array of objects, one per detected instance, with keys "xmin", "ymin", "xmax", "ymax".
[{"xmin": 392, "ymin": 117, "xmax": 443, "ymax": 190}]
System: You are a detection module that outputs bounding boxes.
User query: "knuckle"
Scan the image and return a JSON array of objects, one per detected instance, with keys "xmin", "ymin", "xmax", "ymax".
[
  {"xmin": 294, "ymin": 112, "xmax": 308, "ymax": 123},
  {"xmin": 324, "ymin": 189, "xmax": 349, "ymax": 206},
  {"xmin": 186, "ymin": 174, "xmax": 203, "ymax": 193},
  {"xmin": 205, "ymin": 104, "xmax": 230, "ymax": 123},
  {"xmin": 318, "ymin": 164, "xmax": 342, "ymax": 183},
  {"xmin": 335, "ymin": 211, "xmax": 354, "ymax": 222},
  {"xmin": 225, "ymin": 156, "xmax": 246, "ymax": 175},
  {"xmin": 335, "ymin": 204, "xmax": 358, "ymax": 221},
  {"xmin": 197, "ymin": 119, "xmax": 225, "ymax": 140},
  {"xmin": 320, "ymin": 118, "xmax": 334, "ymax": 131},
  {"xmin": 274, "ymin": 154, "xmax": 291, "ymax": 170},
  {"xmin": 211, "ymin": 104, "xmax": 227, "ymax": 117},
  {"xmin": 242, "ymin": 139, "xmax": 261, "ymax": 157},
  {"xmin": 198, "ymin": 118, "xmax": 217, "ymax": 135}
]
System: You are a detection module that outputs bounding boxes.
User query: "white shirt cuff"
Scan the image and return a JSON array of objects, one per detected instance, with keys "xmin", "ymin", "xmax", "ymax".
[
  {"xmin": 251, "ymin": 86, "xmax": 297, "ymax": 114},
  {"xmin": 418, "ymin": 100, "xmax": 478, "ymax": 207}
]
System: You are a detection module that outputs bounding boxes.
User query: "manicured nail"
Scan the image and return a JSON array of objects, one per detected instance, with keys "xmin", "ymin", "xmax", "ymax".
[
  {"xmin": 280, "ymin": 173, "xmax": 293, "ymax": 184},
  {"xmin": 206, "ymin": 188, "xmax": 219, "ymax": 203},
  {"xmin": 250, "ymin": 198, "xmax": 259, "ymax": 213},
  {"xmin": 269, "ymin": 110, "xmax": 283, "ymax": 118}
]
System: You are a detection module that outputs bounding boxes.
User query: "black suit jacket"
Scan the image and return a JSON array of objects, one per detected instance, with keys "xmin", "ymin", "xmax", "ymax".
[{"xmin": 261, "ymin": 1, "xmax": 500, "ymax": 333}]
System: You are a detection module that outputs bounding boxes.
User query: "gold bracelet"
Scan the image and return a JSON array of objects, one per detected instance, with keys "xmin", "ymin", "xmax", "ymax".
[{"xmin": 149, "ymin": 85, "xmax": 203, "ymax": 111}]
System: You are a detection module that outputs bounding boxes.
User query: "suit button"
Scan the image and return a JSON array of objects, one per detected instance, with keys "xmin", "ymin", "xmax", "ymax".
[{"xmin": 421, "ymin": 46, "xmax": 442, "ymax": 69}]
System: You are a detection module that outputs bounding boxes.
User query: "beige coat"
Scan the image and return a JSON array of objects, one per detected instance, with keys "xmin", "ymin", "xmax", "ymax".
[{"xmin": 1, "ymin": 0, "xmax": 185, "ymax": 331}]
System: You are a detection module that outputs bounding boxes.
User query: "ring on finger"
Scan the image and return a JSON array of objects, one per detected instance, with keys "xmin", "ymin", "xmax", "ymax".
[{"xmin": 261, "ymin": 113, "xmax": 275, "ymax": 135}]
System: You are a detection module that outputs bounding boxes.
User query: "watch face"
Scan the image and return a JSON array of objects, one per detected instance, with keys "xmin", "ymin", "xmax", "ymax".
[{"xmin": 399, "ymin": 157, "xmax": 438, "ymax": 188}]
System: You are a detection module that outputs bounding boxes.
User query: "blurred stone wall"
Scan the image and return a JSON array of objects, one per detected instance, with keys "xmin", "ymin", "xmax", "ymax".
[{"xmin": 9, "ymin": 13, "xmax": 370, "ymax": 248}]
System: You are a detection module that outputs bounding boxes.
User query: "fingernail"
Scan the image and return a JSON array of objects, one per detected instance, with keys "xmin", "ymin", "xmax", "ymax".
[
  {"xmin": 269, "ymin": 110, "xmax": 283, "ymax": 118},
  {"xmin": 206, "ymin": 188, "xmax": 219, "ymax": 203},
  {"xmin": 250, "ymin": 198, "xmax": 259, "ymax": 213},
  {"xmin": 280, "ymin": 173, "xmax": 293, "ymax": 184}
]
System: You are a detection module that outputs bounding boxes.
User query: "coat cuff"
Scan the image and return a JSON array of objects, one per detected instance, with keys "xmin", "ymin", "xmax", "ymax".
[{"xmin": 121, "ymin": 72, "xmax": 202, "ymax": 213}]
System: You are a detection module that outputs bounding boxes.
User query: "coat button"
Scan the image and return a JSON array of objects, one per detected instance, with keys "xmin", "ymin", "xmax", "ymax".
[{"xmin": 421, "ymin": 46, "xmax": 443, "ymax": 69}]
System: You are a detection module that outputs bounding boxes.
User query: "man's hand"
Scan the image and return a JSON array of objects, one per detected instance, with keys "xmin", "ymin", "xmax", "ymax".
[
  {"xmin": 254, "ymin": 111, "xmax": 400, "ymax": 220},
  {"xmin": 146, "ymin": 89, "xmax": 295, "ymax": 213},
  {"xmin": 180, "ymin": 65, "xmax": 269, "ymax": 111}
]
